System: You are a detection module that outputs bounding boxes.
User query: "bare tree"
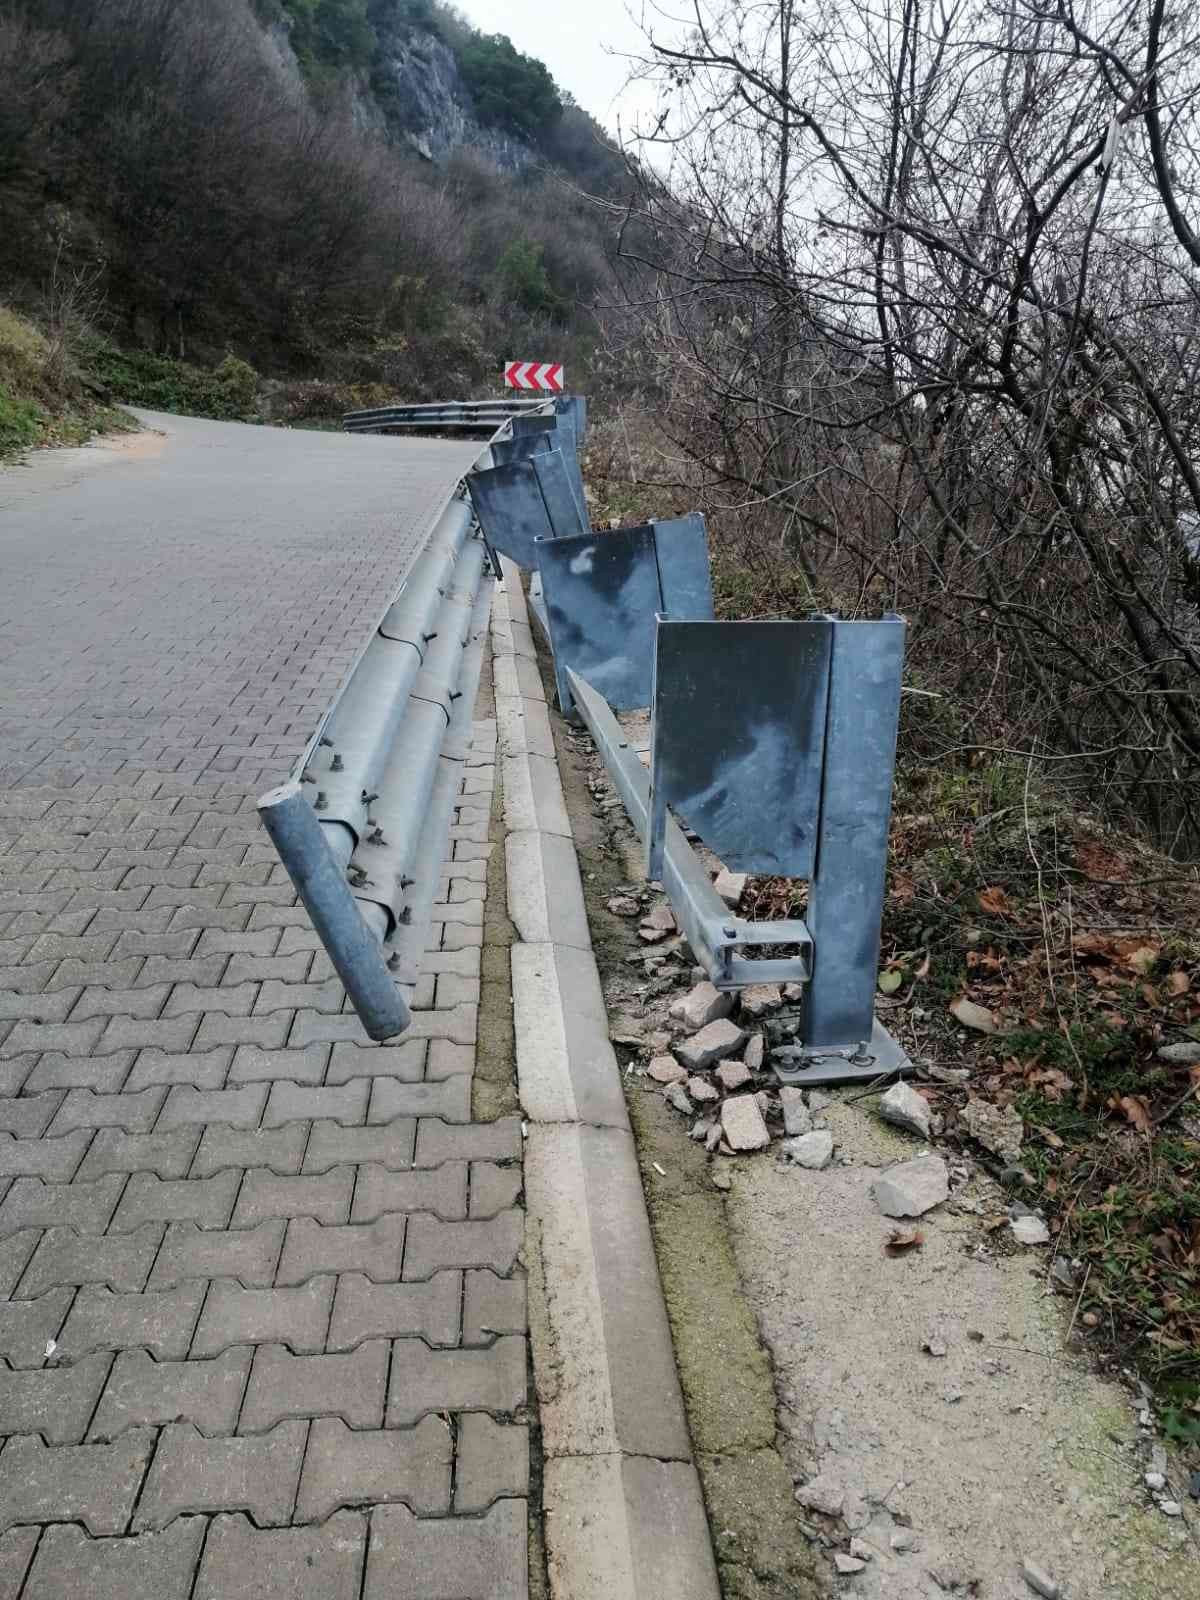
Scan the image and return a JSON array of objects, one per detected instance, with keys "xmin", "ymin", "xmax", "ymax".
[{"xmin": 613, "ymin": 0, "xmax": 1200, "ymax": 847}]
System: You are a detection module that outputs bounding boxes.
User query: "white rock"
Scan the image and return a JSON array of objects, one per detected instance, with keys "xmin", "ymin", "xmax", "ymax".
[
  {"xmin": 783, "ymin": 1130, "xmax": 834, "ymax": 1169},
  {"xmin": 720, "ymin": 1094, "xmax": 770, "ymax": 1152},
  {"xmin": 962, "ymin": 1096, "xmax": 1025, "ymax": 1163},
  {"xmin": 878, "ymin": 1081, "xmax": 933, "ymax": 1140},
  {"xmin": 676, "ymin": 1018, "xmax": 748, "ymax": 1071},
  {"xmin": 669, "ymin": 981, "xmax": 733, "ymax": 1031},
  {"xmin": 743, "ymin": 1034, "xmax": 765, "ymax": 1071},
  {"xmin": 1010, "ymin": 1215, "xmax": 1050, "ymax": 1246},
  {"xmin": 781, "ymin": 1086, "xmax": 812, "ymax": 1137},
  {"xmin": 687, "ymin": 1076, "xmax": 720, "ymax": 1103},
  {"xmin": 890, "ymin": 1530, "xmax": 917, "ymax": 1553},
  {"xmin": 849, "ymin": 1538, "xmax": 874, "ymax": 1561},
  {"xmin": 873, "ymin": 1154, "xmax": 950, "ymax": 1218},
  {"xmin": 714, "ymin": 869, "xmax": 748, "ymax": 908},
  {"xmin": 950, "ymin": 996, "xmax": 997, "ymax": 1033},
  {"xmin": 1020, "ymin": 1561, "xmax": 1060, "ymax": 1599},
  {"xmin": 1160, "ymin": 1500, "xmax": 1183, "ymax": 1518},
  {"xmin": 793, "ymin": 1477, "xmax": 843, "ymax": 1516},
  {"xmin": 834, "ymin": 1553, "xmax": 866, "ymax": 1575},
  {"xmin": 716, "ymin": 1060, "xmax": 753, "ymax": 1092},
  {"xmin": 665, "ymin": 1083, "xmax": 693, "ymax": 1115},
  {"xmin": 1157, "ymin": 1041, "xmax": 1200, "ymax": 1065},
  {"xmin": 1144, "ymin": 1472, "xmax": 1166, "ymax": 1491}
]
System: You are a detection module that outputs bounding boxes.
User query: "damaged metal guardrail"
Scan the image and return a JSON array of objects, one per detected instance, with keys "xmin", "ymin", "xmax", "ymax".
[
  {"xmin": 258, "ymin": 485, "xmax": 494, "ymax": 1040},
  {"xmin": 463, "ymin": 400, "xmax": 912, "ymax": 1087},
  {"xmin": 343, "ymin": 395, "xmax": 586, "ymax": 437}
]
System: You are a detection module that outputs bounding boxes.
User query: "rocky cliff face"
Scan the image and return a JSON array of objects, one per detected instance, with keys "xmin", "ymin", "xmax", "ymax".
[{"xmin": 371, "ymin": 25, "xmax": 536, "ymax": 171}]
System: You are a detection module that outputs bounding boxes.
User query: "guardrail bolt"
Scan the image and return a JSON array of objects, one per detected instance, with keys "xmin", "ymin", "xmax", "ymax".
[
  {"xmin": 301, "ymin": 770, "xmax": 315, "ymax": 784},
  {"xmin": 363, "ymin": 791, "xmax": 379, "ymax": 805},
  {"xmin": 422, "ymin": 631, "xmax": 438, "ymax": 643},
  {"xmin": 398, "ymin": 907, "xmax": 412, "ymax": 925},
  {"xmin": 367, "ymin": 828, "xmax": 386, "ymax": 846},
  {"xmin": 387, "ymin": 952, "xmax": 401, "ymax": 972},
  {"xmin": 331, "ymin": 754, "xmax": 344, "ymax": 772},
  {"xmin": 315, "ymin": 791, "xmax": 328, "ymax": 809},
  {"xmin": 400, "ymin": 876, "xmax": 414, "ymax": 890},
  {"xmin": 319, "ymin": 737, "xmax": 334, "ymax": 748}
]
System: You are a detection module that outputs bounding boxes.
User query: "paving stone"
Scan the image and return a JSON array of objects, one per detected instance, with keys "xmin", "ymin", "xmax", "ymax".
[
  {"xmin": 111, "ymin": 1170, "xmax": 241, "ymax": 1232},
  {"xmin": 138, "ymin": 954, "xmax": 228, "ymax": 988},
  {"xmin": 365, "ymin": 1501, "xmax": 526, "ymax": 1600},
  {"xmin": 295, "ymin": 1415, "xmax": 451, "ymax": 1522},
  {"xmin": 414, "ymin": 1116, "xmax": 522, "ymax": 1167},
  {"xmin": 233, "ymin": 1167, "xmax": 354, "ymax": 1227},
  {"xmin": 463, "ymin": 1270, "xmax": 527, "ymax": 1345},
  {"xmin": 48, "ymin": 1086, "xmax": 166, "ymax": 1135},
  {"xmin": 71, "ymin": 983, "xmax": 171, "ymax": 1021},
  {"xmin": 134, "ymin": 1419, "xmax": 306, "ymax": 1530},
  {"xmin": 0, "ymin": 1129, "xmax": 90, "ymax": 1181},
  {"xmin": 369, "ymin": 1077, "xmax": 471, "ymax": 1125},
  {"xmin": 288, "ymin": 1010, "xmax": 373, "ymax": 1049},
  {"xmin": 403, "ymin": 1212, "xmax": 523, "ymax": 1281},
  {"xmin": 96, "ymin": 1015, "xmax": 197, "ymax": 1055},
  {"xmin": 470, "ymin": 1163, "xmax": 522, "ymax": 1219},
  {"xmin": 193, "ymin": 1277, "xmax": 335, "ymax": 1357},
  {"xmin": 24, "ymin": 1049, "xmax": 133, "ymax": 1093},
  {"xmin": 303, "ymin": 1118, "xmax": 416, "ymax": 1174},
  {"xmin": 24, "ymin": 1518, "xmax": 207, "ymax": 1600},
  {"xmin": 326, "ymin": 1040, "xmax": 425, "ymax": 1085},
  {"xmin": 0, "ymin": 1428, "xmax": 155, "ymax": 1534},
  {"xmin": 225, "ymin": 952, "xmax": 311, "ymax": 985},
  {"xmin": 0, "ymin": 1174, "xmax": 124, "ymax": 1235},
  {"xmin": 403, "ymin": 1004, "xmax": 477, "ymax": 1046},
  {"xmin": 196, "ymin": 1014, "xmax": 289, "ymax": 1052},
  {"xmin": 264, "ymin": 1080, "xmax": 369, "ymax": 1128},
  {"xmin": 57, "ymin": 1282, "xmax": 206, "ymax": 1361},
  {"xmin": 18, "ymin": 1221, "xmax": 163, "ymax": 1296},
  {"xmin": 0, "ymin": 1290, "xmax": 73, "ymax": 1368},
  {"xmin": 0, "ymin": 1092, "xmax": 63, "ymax": 1139},
  {"xmin": 425, "ymin": 1039, "xmax": 473, "ymax": 1080},
  {"xmin": 0, "ymin": 1059, "xmax": 32, "ymax": 1098},
  {"xmin": 90, "ymin": 1344, "xmax": 251, "ymax": 1441},
  {"xmin": 277, "ymin": 1214, "xmax": 405, "ymax": 1285},
  {"xmin": 455, "ymin": 1415, "xmax": 529, "ymax": 1513},
  {"xmin": 228, "ymin": 1043, "xmax": 329, "ymax": 1085},
  {"xmin": 255, "ymin": 978, "xmax": 342, "ymax": 1016},
  {"xmin": 199, "ymin": 927, "xmax": 282, "ymax": 957},
  {"xmin": 160, "ymin": 1083, "xmax": 267, "ymax": 1130},
  {"xmin": 0, "ymin": 1528, "xmax": 38, "ymax": 1600},
  {"xmin": 351, "ymin": 1162, "xmax": 468, "ymax": 1223},
  {"xmin": 126, "ymin": 1046, "xmax": 231, "ymax": 1090},
  {"xmin": 150, "ymin": 1219, "xmax": 284, "ymax": 1289},
  {"xmin": 195, "ymin": 1511, "xmax": 366, "ymax": 1600},
  {"xmin": 166, "ymin": 981, "xmax": 257, "ymax": 1016},
  {"xmin": 78, "ymin": 1125, "xmax": 199, "ymax": 1180},
  {"xmin": 0, "ymin": 987, "xmax": 81, "ymax": 1024},
  {"xmin": 0, "ymin": 1351, "xmax": 112, "ymax": 1443},
  {"xmin": 0, "ymin": 1231, "xmax": 38, "ymax": 1296},
  {"xmin": 386, "ymin": 1336, "xmax": 526, "ymax": 1425},
  {"xmin": 192, "ymin": 1123, "xmax": 307, "ymax": 1177},
  {"xmin": 327, "ymin": 1272, "xmax": 462, "ymax": 1349},
  {"xmin": 240, "ymin": 1340, "xmax": 387, "ymax": 1433}
]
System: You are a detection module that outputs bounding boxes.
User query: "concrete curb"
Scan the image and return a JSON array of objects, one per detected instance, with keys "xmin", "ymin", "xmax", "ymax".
[{"xmin": 492, "ymin": 561, "xmax": 720, "ymax": 1600}]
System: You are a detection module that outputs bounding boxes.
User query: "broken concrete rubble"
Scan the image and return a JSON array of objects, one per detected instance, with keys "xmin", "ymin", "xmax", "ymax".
[
  {"xmin": 962, "ymin": 1097, "xmax": 1024, "ymax": 1163},
  {"xmin": 743, "ymin": 1034, "xmax": 765, "ymax": 1071},
  {"xmin": 739, "ymin": 983, "xmax": 783, "ymax": 1020},
  {"xmin": 687, "ymin": 1076, "xmax": 720, "ymax": 1103},
  {"xmin": 669, "ymin": 980, "xmax": 733, "ymax": 1031},
  {"xmin": 720, "ymin": 1094, "xmax": 771, "ymax": 1152},
  {"xmin": 676, "ymin": 1017, "xmax": 748, "ymax": 1071},
  {"xmin": 878, "ymin": 1080, "xmax": 933, "ymax": 1141},
  {"xmin": 714, "ymin": 868, "xmax": 748, "ymax": 908},
  {"xmin": 781, "ymin": 1086, "xmax": 812, "ymax": 1137},
  {"xmin": 665, "ymin": 1082, "xmax": 693, "ymax": 1115},
  {"xmin": 873, "ymin": 1154, "xmax": 950, "ymax": 1218},
  {"xmin": 647, "ymin": 1056, "xmax": 687, "ymax": 1085},
  {"xmin": 715, "ymin": 1060, "xmax": 753, "ymax": 1093},
  {"xmin": 783, "ymin": 1130, "xmax": 834, "ymax": 1169}
]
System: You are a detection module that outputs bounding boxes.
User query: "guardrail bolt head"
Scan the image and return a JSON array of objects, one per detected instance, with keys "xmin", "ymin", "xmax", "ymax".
[
  {"xmin": 301, "ymin": 769, "xmax": 315, "ymax": 784},
  {"xmin": 363, "ymin": 792, "xmax": 379, "ymax": 805},
  {"xmin": 387, "ymin": 952, "xmax": 401, "ymax": 972},
  {"xmin": 398, "ymin": 907, "xmax": 412, "ymax": 925},
  {"xmin": 315, "ymin": 791, "xmax": 328, "ymax": 809},
  {"xmin": 422, "ymin": 631, "xmax": 438, "ymax": 643},
  {"xmin": 331, "ymin": 754, "xmax": 344, "ymax": 772},
  {"xmin": 400, "ymin": 876, "xmax": 414, "ymax": 890},
  {"xmin": 319, "ymin": 737, "xmax": 334, "ymax": 748}
]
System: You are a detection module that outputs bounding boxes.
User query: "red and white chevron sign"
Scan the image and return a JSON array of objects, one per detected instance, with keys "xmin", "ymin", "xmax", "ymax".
[{"xmin": 504, "ymin": 360, "xmax": 564, "ymax": 392}]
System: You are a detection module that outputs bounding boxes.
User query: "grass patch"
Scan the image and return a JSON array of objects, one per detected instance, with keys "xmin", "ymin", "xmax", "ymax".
[
  {"xmin": 78, "ymin": 338, "xmax": 261, "ymax": 422},
  {"xmin": 0, "ymin": 304, "xmax": 136, "ymax": 461}
]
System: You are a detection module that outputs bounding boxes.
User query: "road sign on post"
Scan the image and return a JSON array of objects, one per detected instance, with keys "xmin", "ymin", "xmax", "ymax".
[{"xmin": 504, "ymin": 361, "xmax": 564, "ymax": 392}]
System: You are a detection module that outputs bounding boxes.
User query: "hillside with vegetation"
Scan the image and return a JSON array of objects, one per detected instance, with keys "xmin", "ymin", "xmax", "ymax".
[{"xmin": 0, "ymin": 0, "xmax": 627, "ymax": 439}]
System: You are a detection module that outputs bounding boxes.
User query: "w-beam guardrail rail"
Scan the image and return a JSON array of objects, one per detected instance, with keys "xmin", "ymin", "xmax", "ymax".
[{"xmin": 265, "ymin": 389, "xmax": 908, "ymax": 1085}]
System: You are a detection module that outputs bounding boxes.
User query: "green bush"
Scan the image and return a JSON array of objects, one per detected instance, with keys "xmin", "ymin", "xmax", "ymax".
[
  {"xmin": 278, "ymin": 0, "xmax": 375, "ymax": 73},
  {"xmin": 494, "ymin": 238, "xmax": 560, "ymax": 316},
  {"xmin": 80, "ymin": 339, "xmax": 261, "ymax": 421},
  {"xmin": 0, "ymin": 382, "xmax": 41, "ymax": 454}
]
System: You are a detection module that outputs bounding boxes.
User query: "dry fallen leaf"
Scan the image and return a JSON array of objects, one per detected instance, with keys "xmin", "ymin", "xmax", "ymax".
[
  {"xmin": 914, "ymin": 952, "xmax": 931, "ymax": 980},
  {"xmin": 886, "ymin": 1227, "xmax": 925, "ymax": 1256},
  {"xmin": 950, "ymin": 996, "xmax": 998, "ymax": 1034},
  {"xmin": 1168, "ymin": 970, "xmax": 1190, "ymax": 996},
  {"xmin": 1119, "ymin": 941, "xmax": 1161, "ymax": 976},
  {"xmin": 978, "ymin": 885, "xmax": 1012, "ymax": 916},
  {"xmin": 1111, "ymin": 1093, "xmax": 1153, "ymax": 1133}
]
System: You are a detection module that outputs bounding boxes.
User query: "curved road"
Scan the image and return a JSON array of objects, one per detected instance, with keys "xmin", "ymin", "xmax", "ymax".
[{"xmin": 0, "ymin": 415, "xmax": 528, "ymax": 1597}]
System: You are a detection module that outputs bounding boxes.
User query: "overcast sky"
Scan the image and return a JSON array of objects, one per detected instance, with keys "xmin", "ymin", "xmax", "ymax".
[{"xmin": 450, "ymin": 0, "xmax": 674, "ymax": 142}]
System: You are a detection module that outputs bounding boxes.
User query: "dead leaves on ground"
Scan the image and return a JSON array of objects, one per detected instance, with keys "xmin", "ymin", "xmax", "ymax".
[{"xmin": 885, "ymin": 1226, "xmax": 925, "ymax": 1256}]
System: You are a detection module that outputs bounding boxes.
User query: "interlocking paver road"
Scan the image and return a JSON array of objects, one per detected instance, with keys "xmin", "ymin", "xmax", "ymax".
[{"xmin": 0, "ymin": 415, "xmax": 528, "ymax": 1597}]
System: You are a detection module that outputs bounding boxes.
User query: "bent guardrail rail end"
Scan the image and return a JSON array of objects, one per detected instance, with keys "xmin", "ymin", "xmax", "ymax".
[{"xmin": 257, "ymin": 782, "xmax": 411, "ymax": 1042}]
